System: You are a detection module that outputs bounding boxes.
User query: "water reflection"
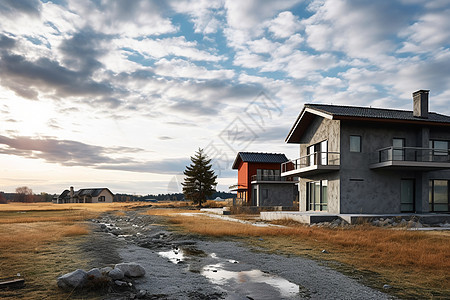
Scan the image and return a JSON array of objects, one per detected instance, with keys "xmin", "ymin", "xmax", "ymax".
[
  {"xmin": 158, "ymin": 249, "xmax": 185, "ymax": 264},
  {"xmin": 201, "ymin": 254, "xmax": 299, "ymax": 299}
]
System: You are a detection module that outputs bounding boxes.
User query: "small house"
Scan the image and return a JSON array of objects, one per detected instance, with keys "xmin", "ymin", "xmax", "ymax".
[
  {"xmin": 230, "ymin": 152, "xmax": 296, "ymax": 207},
  {"xmin": 55, "ymin": 187, "xmax": 114, "ymax": 203}
]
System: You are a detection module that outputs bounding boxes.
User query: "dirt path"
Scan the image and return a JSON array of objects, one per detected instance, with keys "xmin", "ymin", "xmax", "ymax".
[{"xmin": 89, "ymin": 210, "xmax": 394, "ymax": 300}]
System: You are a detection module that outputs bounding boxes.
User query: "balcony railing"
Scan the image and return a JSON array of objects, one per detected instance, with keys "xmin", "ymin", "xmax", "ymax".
[
  {"xmin": 281, "ymin": 151, "xmax": 340, "ymax": 176},
  {"xmin": 251, "ymin": 175, "xmax": 285, "ymax": 182},
  {"xmin": 370, "ymin": 147, "xmax": 450, "ymax": 169},
  {"xmin": 229, "ymin": 184, "xmax": 246, "ymax": 191}
]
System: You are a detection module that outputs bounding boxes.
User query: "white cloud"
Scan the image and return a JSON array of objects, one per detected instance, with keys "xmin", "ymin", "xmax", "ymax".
[
  {"xmin": 154, "ymin": 58, "xmax": 235, "ymax": 80},
  {"xmin": 267, "ymin": 11, "xmax": 303, "ymax": 39},
  {"xmin": 170, "ymin": 0, "xmax": 224, "ymax": 34},
  {"xmin": 114, "ymin": 36, "xmax": 224, "ymax": 62},
  {"xmin": 67, "ymin": 0, "xmax": 178, "ymax": 37},
  {"xmin": 398, "ymin": 9, "xmax": 450, "ymax": 53}
]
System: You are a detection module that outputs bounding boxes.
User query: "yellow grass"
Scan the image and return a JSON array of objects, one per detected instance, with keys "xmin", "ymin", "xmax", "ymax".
[
  {"xmin": 150, "ymin": 210, "xmax": 450, "ymax": 298},
  {"xmin": 0, "ymin": 202, "xmax": 141, "ymax": 299},
  {"xmin": 0, "ymin": 202, "xmax": 150, "ymax": 212}
]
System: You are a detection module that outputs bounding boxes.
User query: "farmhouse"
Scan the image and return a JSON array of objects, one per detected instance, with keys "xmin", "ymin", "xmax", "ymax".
[
  {"xmin": 55, "ymin": 187, "xmax": 114, "ymax": 203},
  {"xmin": 280, "ymin": 90, "xmax": 450, "ymax": 215},
  {"xmin": 230, "ymin": 152, "xmax": 296, "ymax": 207}
]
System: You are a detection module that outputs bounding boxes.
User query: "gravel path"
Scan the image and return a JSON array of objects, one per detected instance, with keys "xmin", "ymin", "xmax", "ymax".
[{"xmin": 91, "ymin": 210, "xmax": 394, "ymax": 299}]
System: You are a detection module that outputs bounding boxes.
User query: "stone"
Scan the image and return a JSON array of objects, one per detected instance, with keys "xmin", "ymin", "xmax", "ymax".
[
  {"xmin": 57, "ymin": 269, "xmax": 88, "ymax": 290},
  {"xmin": 383, "ymin": 284, "xmax": 392, "ymax": 289},
  {"xmin": 100, "ymin": 267, "xmax": 113, "ymax": 275},
  {"xmin": 100, "ymin": 224, "xmax": 106, "ymax": 229},
  {"xmin": 114, "ymin": 280, "xmax": 128, "ymax": 287},
  {"xmin": 115, "ymin": 262, "xmax": 146, "ymax": 277},
  {"xmin": 87, "ymin": 268, "xmax": 102, "ymax": 280},
  {"xmin": 321, "ymin": 249, "xmax": 329, "ymax": 254},
  {"xmin": 137, "ymin": 290, "xmax": 147, "ymax": 298},
  {"xmin": 108, "ymin": 268, "xmax": 125, "ymax": 280}
]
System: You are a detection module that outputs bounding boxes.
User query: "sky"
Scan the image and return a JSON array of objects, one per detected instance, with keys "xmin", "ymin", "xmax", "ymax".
[{"xmin": 0, "ymin": 0, "xmax": 449, "ymax": 195}]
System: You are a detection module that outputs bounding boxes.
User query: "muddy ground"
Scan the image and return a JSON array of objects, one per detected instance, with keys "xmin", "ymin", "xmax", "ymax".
[{"xmin": 84, "ymin": 209, "xmax": 394, "ymax": 300}]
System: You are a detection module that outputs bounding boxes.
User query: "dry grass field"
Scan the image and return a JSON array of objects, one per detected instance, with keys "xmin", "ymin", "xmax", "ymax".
[
  {"xmin": 0, "ymin": 202, "xmax": 148, "ymax": 299},
  {"xmin": 147, "ymin": 210, "xmax": 450, "ymax": 299}
]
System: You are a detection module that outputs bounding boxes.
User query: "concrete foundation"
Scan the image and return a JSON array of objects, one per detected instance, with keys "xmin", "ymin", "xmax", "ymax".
[{"xmin": 260, "ymin": 211, "xmax": 450, "ymax": 225}]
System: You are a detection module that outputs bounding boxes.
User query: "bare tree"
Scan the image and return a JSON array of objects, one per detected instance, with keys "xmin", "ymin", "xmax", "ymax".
[{"xmin": 14, "ymin": 186, "xmax": 34, "ymax": 203}]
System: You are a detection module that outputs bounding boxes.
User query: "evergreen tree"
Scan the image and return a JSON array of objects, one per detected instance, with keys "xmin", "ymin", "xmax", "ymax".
[{"xmin": 182, "ymin": 148, "xmax": 218, "ymax": 207}]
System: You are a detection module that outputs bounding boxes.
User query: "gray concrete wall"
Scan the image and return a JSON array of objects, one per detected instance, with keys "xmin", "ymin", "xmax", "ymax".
[
  {"xmin": 297, "ymin": 116, "xmax": 341, "ymax": 213},
  {"xmin": 254, "ymin": 183, "xmax": 295, "ymax": 207},
  {"xmin": 339, "ymin": 121, "xmax": 450, "ymax": 214}
]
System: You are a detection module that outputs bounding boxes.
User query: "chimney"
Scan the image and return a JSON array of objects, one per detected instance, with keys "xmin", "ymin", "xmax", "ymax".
[
  {"xmin": 413, "ymin": 90, "xmax": 429, "ymax": 118},
  {"xmin": 70, "ymin": 186, "xmax": 74, "ymax": 202}
]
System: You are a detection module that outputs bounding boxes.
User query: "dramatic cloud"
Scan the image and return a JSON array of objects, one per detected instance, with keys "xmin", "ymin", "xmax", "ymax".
[{"xmin": 0, "ymin": 0, "xmax": 449, "ymax": 194}]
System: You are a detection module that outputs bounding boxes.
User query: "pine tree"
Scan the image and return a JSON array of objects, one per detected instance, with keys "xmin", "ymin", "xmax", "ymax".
[{"xmin": 182, "ymin": 148, "xmax": 218, "ymax": 207}]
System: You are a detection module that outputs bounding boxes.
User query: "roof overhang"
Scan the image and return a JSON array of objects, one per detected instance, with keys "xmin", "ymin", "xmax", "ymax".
[
  {"xmin": 285, "ymin": 106, "xmax": 450, "ymax": 144},
  {"xmin": 285, "ymin": 107, "xmax": 334, "ymax": 144},
  {"xmin": 231, "ymin": 153, "xmax": 242, "ymax": 169}
]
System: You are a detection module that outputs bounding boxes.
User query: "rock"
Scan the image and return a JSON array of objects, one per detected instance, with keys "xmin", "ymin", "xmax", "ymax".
[
  {"xmin": 321, "ymin": 249, "xmax": 329, "ymax": 254},
  {"xmin": 383, "ymin": 284, "xmax": 392, "ymax": 289},
  {"xmin": 87, "ymin": 268, "xmax": 102, "ymax": 280},
  {"xmin": 114, "ymin": 280, "xmax": 128, "ymax": 287},
  {"xmin": 100, "ymin": 267, "xmax": 113, "ymax": 275},
  {"xmin": 115, "ymin": 262, "xmax": 146, "ymax": 277},
  {"xmin": 108, "ymin": 268, "xmax": 125, "ymax": 280},
  {"xmin": 372, "ymin": 220, "xmax": 380, "ymax": 226},
  {"xmin": 137, "ymin": 290, "xmax": 147, "ymax": 298},
  {"xmin": 100, "ymin": 224, "xmax": 106, "ymax": 229},
  {"xmin": 57, "ymin": 269, "xmax": 88, "ymax": 290},
  {"xmin": 415, "ymin": 222, "xmax": 424, "ymax": 228},
  {"xmin": 391, "ymin": 222, "xmax": 397, "ymax": 227}
]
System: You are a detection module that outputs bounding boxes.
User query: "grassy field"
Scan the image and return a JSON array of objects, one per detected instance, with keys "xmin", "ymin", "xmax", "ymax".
[
  {"xmin": 146, "ymin": 209, "xmax": 450, "ymax": 299},
  {"xmin": 0, "ymin": 202, "xmax": 148, "ymax": 299}
]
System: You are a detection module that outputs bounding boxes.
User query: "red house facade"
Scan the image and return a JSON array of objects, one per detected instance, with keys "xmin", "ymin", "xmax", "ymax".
[{"xmin": 230, "ymin": 152, "xmax": 296, "ymax": 207}]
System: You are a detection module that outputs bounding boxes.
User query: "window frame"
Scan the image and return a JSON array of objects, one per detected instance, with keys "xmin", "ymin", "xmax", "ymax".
[
  {"xmin": 306, "ymin": 180, "xmax": 328, "ymax": 211},
  {"xmin": 349, "ymin": 135, "xmax": 361, "ymax": 153},
  {"xmin": 429, "ymin": 179, "xmax": 450, "ymax": 212}
]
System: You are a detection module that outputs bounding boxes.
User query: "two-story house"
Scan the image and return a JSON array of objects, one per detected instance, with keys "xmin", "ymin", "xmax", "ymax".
[
  {"xmin": 230, "ymin": 152, "xmax": 296, "ymax": 207},
  {"xmin": 281, "ymin": 90, "xmax": 450, "ymax": 214}
]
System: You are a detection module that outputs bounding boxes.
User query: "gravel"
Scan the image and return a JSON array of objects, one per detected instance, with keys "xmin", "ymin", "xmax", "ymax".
[{"xmin": 89, "ymin": 210, "xmax": 394, "ymax": 299}]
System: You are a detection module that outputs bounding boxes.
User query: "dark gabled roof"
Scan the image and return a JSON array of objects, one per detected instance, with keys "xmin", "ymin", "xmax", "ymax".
[
  {"xmin": 286, "ymin": 103, "xmax": 450, "ymax": 143},
  {"xmin": 58, "ymin": 189, "xmax": 70, "ymax": 199},
  {"xmin": 305, "ymin": 104, "xmax": 450, "ymax": 123},
  {"xmin": 75, "ymin": 188, "xmax": 113, "ymax": 197},
  {"xmin": 232, "ymin": 152, "xmax": 288, "ymax": 169}
]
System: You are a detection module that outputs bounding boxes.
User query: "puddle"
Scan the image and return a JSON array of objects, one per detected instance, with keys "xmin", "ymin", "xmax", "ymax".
[
  {"xmin": 158, "ymin": 249, "xmax": 185, "ymax": 264},
  {"xmin": 202, "ymin": 262, "xmax": 299, "ymax": 299},
  {"xmin": 159, "ymin": 249, "xmax": 300, "ymax": 299}
]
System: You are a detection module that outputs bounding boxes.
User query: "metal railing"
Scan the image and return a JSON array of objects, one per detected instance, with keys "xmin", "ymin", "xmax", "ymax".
[
  {"xmin": 229, "ymin": 184, "xmax": 246, "ymax": 190},
  {"xmin": 281, "ymin": 151, "xmax": 340, "ymax": 173},
  {"xmin": 251, "ymin": 175, "xmax": 285, "ymax": 182},
  {"xmin": 372, "ymin": 147, "xmax": 450, "ymax": 164}
]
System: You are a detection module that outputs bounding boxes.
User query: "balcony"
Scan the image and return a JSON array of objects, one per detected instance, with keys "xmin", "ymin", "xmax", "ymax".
[
  {"xmin": 281, "ymin": 151, "xmax": 340, "ymax": 177},
  {"xmin": 229, "ymin": 184, "xmax": 247, "ymax": 191},
  {"xmin": 370, "ymin": 147, "xmax": 450, "ymax": 170},
  {"xmin": 250, "ymin": 175, "xmax": 295, "ymax": 183}
]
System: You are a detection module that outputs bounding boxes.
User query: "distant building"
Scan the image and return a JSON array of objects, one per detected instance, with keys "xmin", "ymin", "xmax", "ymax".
[
  {"xmin": 54, "ymin": 187, "xmax": 114, "ymax": 203},
  {"xmin": 230, "ymin": 152, "xmax": 297, "ymax": 207}
]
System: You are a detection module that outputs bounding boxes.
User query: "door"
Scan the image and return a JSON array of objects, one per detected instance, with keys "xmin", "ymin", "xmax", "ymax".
[{"xmin": 401, "ymin": 179, "xmax": 415, "ymax": 212}]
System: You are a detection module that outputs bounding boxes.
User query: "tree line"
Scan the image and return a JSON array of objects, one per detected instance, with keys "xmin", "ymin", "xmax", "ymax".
[{"xmin": 0, "ymin": 186, "xmax": 55, "ymax": 204}]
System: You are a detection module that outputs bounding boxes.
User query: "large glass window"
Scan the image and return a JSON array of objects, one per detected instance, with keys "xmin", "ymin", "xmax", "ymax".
[
  {"xmin": 307, "ymin": 140, "xmax": 328, "ymax": 166},
  {"xmin": 307, "ymin": 180, "xmax": 328, "ymax": 211},
  {"xmin": 401, "ymin": 179, "xmax": 415, "ymax": 212},
  {"xmin": 429, "ymin": 180, "xmax": 449, "ymax": 212},
  {"xmin": 350, "ymin": 135, "xmax": 361, "ymax": 152},
  {"xmin": 429, "ymin": 140, "xmax": 449, "ymax": 162}
]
